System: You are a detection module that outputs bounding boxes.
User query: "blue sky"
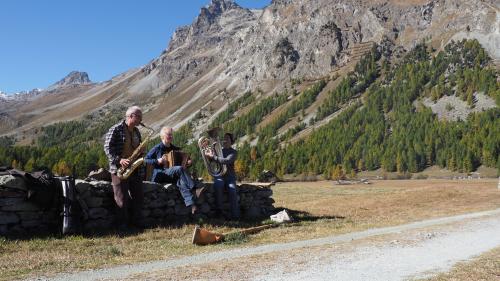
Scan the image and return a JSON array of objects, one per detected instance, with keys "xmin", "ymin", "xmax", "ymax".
[{"xmin": 0, "ymin": 0, "xmax": 271, "ymax": 93}]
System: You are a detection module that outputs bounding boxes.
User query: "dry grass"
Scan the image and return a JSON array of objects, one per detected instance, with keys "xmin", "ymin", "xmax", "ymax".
[
  {"xmin": 1, "ymin": 179, "xmax": 499, "ymax": 280},
  {"xmin": 418, "ymin": 247, "xmax": 500, "ymax": 281}
]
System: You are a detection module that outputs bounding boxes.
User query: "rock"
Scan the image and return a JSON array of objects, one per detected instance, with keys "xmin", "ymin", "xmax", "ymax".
[
  {"xmin": 166, "ymin": 199, "xmax": 176, "ymax": 207},
  {"xmin": 85, "ymin": 197, "xmax": 104, "ymax": 208},
  {"xmin": 257, "ymin": 189, "xmax": 273, "ymax": 198},
  {"xmin": 2, "ymin": 201, "xmax": 40, "ymax": 212},
  {"xmin": 243, "ymin": 206, "xmax": 262, "ymax": 219},
  {"xmin": 17, "ymin": 212, "xmax": 42, "ymax": 221},
  {"xmin": 141, "ymin": 209, "xmax": 151, "ymax": 218},
  {"xmin": 175, "ymin": 204, "xmax": 191, "ymax": 216},
  {"xmin": 1, "ymin": 174, "xmax": 275, "ymax": 235},
  {"xmin": 21, "ymin": 220, "xmax": 41, "ymax": 228},
  {"xmin": 47, "ymin": 71, "xmax": 92, "ymax": 91},
  {"xmin": 84, "ymin": 219, "xmax": 113, "ymax": 231},
  {"xmin": 149, "ymin": 199, "xmax": 167, "ymax": 209},
  {"xmin": 258, "ymin": 170, "xmax": 280, "ymax": 183},
  {"xmin": 150, "ymin": 208, "xmax": 166, "ymax": 218},
  {"xmin": 0, "ymin": 190, "xmax": 25, "ymax": 198},
  {"xmin": 200, "ymin": 203, "xmax": 211, "ymax": 214},
  {"xmin": 0, "ymin": 175, "xmax": 27, "ymax": 190},
  {"xmin": 75, "ymin": 180, "xmax": 92, "ymax": 194},
  {"xmin": 85, "ymin": 168, "xmax": 111, "ymax": 182},
  {"xmin": 88, "ymin": 208, "xmax": 109, "ymax": 219},
  {"xmin": 0, "ymin": 197, "xmax": 26, "ymax": 207},
  {"xmin": 0, "ymin": 212, "xmax": 20, "ymax": 224},
  {"xmin": 143, "ymin": 181, "xmax": 162, "ymax": 193},
  {"xmin": 164, "ymin": 184, "xmax": 178, "ymax": 193}
]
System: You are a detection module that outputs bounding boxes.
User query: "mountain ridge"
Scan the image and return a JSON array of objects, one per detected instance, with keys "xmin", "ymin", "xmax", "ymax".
[{"xmin": 1, "ymin": 0, "xmax": 498, "ymax": 142}]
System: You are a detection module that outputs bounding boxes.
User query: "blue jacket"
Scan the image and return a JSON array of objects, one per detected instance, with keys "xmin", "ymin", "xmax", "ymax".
[{"xmin": 144, "ymin": 142, "xmax": 181, "ymax": 182}]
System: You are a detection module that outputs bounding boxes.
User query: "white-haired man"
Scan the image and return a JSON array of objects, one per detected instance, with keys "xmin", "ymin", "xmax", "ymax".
[
  {"xmin": 145, "ymin": 127, "xmax": 201, "ymax": 215},
  {"xmin": 104, "ymin": 106, "xmax": 144, "ymax": 230}
]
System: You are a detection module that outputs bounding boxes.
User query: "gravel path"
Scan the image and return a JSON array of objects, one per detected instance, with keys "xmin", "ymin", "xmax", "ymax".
[{"xmin": 38, "ymin": 209, "xmax": 500, "ymax": 281}]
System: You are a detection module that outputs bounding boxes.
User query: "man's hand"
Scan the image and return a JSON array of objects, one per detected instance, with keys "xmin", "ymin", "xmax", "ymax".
[
  {"xmin": 120, "ymin": 158, "xmax": 130, "ymax": 168},
  {"xmin": 205, "ymin": 150, "xmax": 214, "ymax": 159},
  {"xmin": 157, "ymin": 157, "xmax": 165, "ymax": 165}
]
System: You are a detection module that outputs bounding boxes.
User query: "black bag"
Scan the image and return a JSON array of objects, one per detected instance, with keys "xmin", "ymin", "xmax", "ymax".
[
  {"xmin": 55, "ymin": 176, "xmax": 80, "ymax": 235},
  {"xmin": 24, "ymin": 170, "xmax": 59, "ymax": 209}
]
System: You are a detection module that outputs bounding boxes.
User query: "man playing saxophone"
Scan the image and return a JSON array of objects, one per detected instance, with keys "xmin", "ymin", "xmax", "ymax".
[
  {"xmin": 145, "ymin": 127, "xmax": 201, "ymax": 215},
  {"xmin": 104, "ymin": 106, "xmax": 144, "ymax": 230},
  {"xmin": 204, "ymin": 132, "xmax": 240, "ymax": 220}
]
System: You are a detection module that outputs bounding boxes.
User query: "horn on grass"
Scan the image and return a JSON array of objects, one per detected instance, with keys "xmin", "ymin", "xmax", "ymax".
[
  {"xmin": 192, "ymin": 224, "xmax": 278, "ymax": 245},
  {"xmin": 192, "ymin": 225, "xmax": 224, "ymax": 245}
]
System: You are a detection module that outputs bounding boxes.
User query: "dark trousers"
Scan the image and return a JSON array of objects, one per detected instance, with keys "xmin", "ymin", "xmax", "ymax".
[
  {"xmin": 111, "ymin": 172, "xmax": 143, "ymax": 227},
  {"xmin": 153, "ymin": 166, "xmax": 195, "ymax": 206},
  {"xmin": 213, "ymin": 173, "xmax": 240, "ymax": 219}
]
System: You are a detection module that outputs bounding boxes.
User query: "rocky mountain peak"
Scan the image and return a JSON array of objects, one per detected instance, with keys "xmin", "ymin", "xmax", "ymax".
[
  {"xmin": 206, "ymin": 0, "xmax": 239, "ymax": 14},
  {"xmin": 194, "ymin": 0, "xmax": 242, "ymax": 30},
  {"xmin": 54, "ymin": 71, "xmax": 91, "ymax": 87}
]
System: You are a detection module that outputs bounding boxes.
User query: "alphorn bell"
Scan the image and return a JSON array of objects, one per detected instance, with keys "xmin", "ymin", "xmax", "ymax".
[{"xmin": 192, "ymin": 224, "xmax": 278, "ymax": 245}]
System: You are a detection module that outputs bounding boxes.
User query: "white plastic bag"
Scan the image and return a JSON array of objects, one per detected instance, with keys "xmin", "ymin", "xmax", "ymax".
[{"xmin": 270, "ymin": 209, "xmax": 292, "ymax": 223}]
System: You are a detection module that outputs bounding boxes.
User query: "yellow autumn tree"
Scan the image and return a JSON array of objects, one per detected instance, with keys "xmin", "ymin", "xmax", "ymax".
[
  {"xmin": 234, "ymin": 159, "xmax": 248, "ymax": 180},
  {"xmin": 52, "ymin": 160, "xmax": 72, "ymax": 176},
  {"xmin": 331, "ymin": 165, "xmax": 345, "ymax": 183}
]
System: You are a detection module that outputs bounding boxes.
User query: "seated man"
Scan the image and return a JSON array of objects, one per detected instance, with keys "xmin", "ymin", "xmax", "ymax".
[
  {"xmin": 145, "ymin": 127, "xmax": 199, "ymax": 214},
  {"xmin": 204, "ymin": 132, "xmax": 240, "ymax": 220}
]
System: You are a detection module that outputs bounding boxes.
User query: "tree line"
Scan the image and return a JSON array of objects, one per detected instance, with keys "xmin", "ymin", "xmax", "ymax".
[{"xmin": 0, "ymin": 39, "xmax": 498, "ymax": 180}]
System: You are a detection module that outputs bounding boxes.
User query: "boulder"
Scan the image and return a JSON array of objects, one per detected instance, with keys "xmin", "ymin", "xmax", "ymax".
[
  {"xmin": 85, "ymin": 168, "xmax": 111, "ymax": 182},
  {"xmin": 0, "ymin": 175, "xmax": 27, "ymax": 190},
  {"xmin": 0, "ymin": 212, "xmax": 20, "ymax": 224}
]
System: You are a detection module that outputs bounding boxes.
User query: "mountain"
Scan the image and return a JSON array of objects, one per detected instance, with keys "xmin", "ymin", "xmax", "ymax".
[
  {"xmin": 0, "ymin": 0, "xmax": 498, "ymax": 177},
  {"xmin": 45, "ymin": 71, "xmax": 92, "ymax": 91},
  {"xmin": 1, "ymin": 0, "xmax": 498, "ymax": 139}
]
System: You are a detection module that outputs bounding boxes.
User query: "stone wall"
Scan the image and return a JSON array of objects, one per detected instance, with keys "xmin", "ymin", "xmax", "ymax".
[{"xmin": 0, "ymin": 175, "xmax": 275, "ymax": 236}]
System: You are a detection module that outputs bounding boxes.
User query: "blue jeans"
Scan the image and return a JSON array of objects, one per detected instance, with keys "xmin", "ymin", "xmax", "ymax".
[
  {"xmin": 213, "ymin": 174, "xmax": 240, "ymax": 219},
  {"xmin": 155, "ymin": 166, "xmax": 195, "ymax": 206}
]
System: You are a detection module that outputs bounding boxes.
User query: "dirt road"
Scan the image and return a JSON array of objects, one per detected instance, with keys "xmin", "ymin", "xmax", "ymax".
[{"xmin": 38, "ymin": 208, "xmax": 500, "ymax": 281}]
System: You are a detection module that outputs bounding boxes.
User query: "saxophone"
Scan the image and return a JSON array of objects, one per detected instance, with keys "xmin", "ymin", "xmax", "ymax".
[
  {"xmin": 198, "ymin": 127, "xmax": 227, "ymax": 177},
  {"xmin": 117, "ymin": 123, "xmax": 154, "ymax": 180}
]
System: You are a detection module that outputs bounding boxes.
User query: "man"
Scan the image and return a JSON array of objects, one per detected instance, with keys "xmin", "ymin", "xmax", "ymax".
[
  {"xmin": 145, "ymin": 127, "xmax": 200, "ymax": 215},
  {"xmin": 205, "ymin": 132, "xmax": 240, "ymax": 219},
  {"xmin": 104, "ymin": 106, "xmax": 144, "ymax": 230}
]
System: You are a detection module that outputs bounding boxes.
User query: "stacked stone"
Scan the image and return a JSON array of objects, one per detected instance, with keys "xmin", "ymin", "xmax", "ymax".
[
  {"xmin": 74, "ymin": 180, "xmax": 116, "ymax": 232},
  {"xmin": 236, "ymin": 184, "xmax": 275, "ymax": 219},
  {"xmin": 0, "ymin": 175, "xmax": 59, "ymax": 236},
  {"xmin": 0, "ymin": 174, "xmax": 276, "ymax": 236}
]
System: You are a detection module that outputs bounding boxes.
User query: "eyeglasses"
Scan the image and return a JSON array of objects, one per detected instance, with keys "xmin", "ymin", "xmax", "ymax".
[{"xmin": 130, "ymin": 113, "xmax": 142, "ymax": 119}]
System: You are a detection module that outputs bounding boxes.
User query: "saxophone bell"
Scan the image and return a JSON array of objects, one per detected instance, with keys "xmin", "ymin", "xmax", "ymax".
[{"xmin": 117, "ymin": 123, "xmax": 154, "ymax": 180}]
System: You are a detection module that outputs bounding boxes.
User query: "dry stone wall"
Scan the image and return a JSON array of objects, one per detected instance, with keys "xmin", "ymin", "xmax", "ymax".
[{"xmin": 0, "ymin": 175, "xmax": 275, "ymax": 236}]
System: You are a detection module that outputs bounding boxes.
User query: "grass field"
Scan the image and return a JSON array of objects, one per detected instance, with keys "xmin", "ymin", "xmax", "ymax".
[{"xmin": 0, "ymin": 179, "xmax": 499, "ymax": 280}]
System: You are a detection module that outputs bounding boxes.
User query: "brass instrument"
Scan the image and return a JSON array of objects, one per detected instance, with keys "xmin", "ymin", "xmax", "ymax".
[
  {"xmin": 198, "ymin": 127, "xmax": 227, "ymax": 177},
  {"xmin": 117, "ymin": 123, "xmax": 154, "ymax": 180}
]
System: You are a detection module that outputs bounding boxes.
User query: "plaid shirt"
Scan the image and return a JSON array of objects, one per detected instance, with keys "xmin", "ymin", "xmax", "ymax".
[{"xmin": 104, "ymin": 120, "xmax": 142, "ymax": 174}]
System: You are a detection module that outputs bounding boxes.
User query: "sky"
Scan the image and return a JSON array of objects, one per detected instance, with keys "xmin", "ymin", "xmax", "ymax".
[{"xmin": 0, "ymin": 0, "xmax": 271, "ymax": 94}]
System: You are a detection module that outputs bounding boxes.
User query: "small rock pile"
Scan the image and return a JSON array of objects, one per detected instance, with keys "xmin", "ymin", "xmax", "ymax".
[{"xmin": 0, "ymin": 175, "xmax": 275, "ymax": 236}]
